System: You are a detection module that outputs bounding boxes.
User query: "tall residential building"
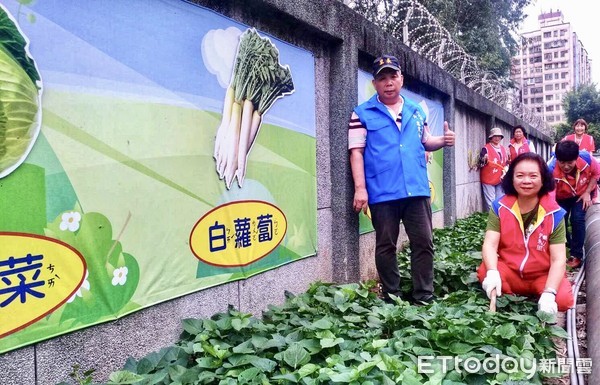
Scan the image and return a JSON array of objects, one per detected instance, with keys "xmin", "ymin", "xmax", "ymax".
[{"xmin": 511, "ymin": 10, "xmax": 592, "ymax": 125}]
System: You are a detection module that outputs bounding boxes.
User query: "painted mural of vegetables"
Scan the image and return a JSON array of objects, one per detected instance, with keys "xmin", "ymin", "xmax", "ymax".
[
  {"xmin": 213, "ymin": 28, "xmax": 294, "ymax": 189},
  {"xmin": 44, "ymin": 209, "xmax": 141, "ymax": 324},
  {"xmin": 0, "ymin": 6, "xmax": 42, "ymax": 178}
]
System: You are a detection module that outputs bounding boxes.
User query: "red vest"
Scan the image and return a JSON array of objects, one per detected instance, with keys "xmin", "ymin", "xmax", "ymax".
[
  {"xmin": 508, "ymin": 138, "xmax": 532, "ymax": 162},
  {"xmin": 553, "ymin": 157, "xmax": 594, "ymax": 200},
  {"xmin": 480, "ymin": 143, "xmax": 508, "ymax": 185},
  {"xmin": 563, "ymin": 134, "xmax": 596, "ymax": 153},
  {"xmin": 494, "ymin": 195, "xmax": 565, "ymax": 279}
]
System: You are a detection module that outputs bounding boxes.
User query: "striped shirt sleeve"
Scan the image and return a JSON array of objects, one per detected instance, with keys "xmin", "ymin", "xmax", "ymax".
[{"xmin": 348, "ymin": 112, "xmax": 366, "ymax": 149}]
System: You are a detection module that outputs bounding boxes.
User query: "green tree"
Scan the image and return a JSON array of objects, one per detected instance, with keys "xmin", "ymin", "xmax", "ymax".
[
  {"xmin": 558, "ymin": 83, "xmax": 600, "ymax": 149},
  {"xmin": 417, "ymin": 0, "xmax": 532, "ymax": 77},
  {"xmin": 563, "ymin": 83, "xmax": 600, "ymax": 124},
  {"xmin": 553, "ymin": 122, "xmax": 571, "ymax": 142},
  {"xmin": 346, "ymin": 0, "xmax": 532, "ymax": 78}
]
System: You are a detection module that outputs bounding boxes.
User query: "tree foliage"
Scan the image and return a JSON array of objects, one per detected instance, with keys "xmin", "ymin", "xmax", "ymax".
[
  {"xmin": 556, "ymin": 83, "xmax": 600, "ymax": 148},
  {"xmin": 563, "ymin": 83, "xmax": 600, "ymax": 124},
  {"xmin": 416, "ymin": 0, "xmax": 532, "ymax": 77}
]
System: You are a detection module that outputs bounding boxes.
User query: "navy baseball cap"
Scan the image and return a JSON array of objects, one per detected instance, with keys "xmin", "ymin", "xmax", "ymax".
[{"xmin": 372, "ymin": 55, "xmax": 401, "ymax": 77}]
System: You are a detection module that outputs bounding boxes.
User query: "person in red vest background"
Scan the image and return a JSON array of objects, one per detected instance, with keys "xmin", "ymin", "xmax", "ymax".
[
  {"xmin": 480, "ymin": 127, "xmax": 508, "ymax": 211},
  {"xmin": 508, "ymin": 125, "xmax": 536, "ymax": 163},
  {"xmin": 562, "ymin": 118, "xmax": 595, "ymax": 153},
  {"xmin": 478, "ymin": 152, "xmax": 573, "ymax": 315},
  {"xmin": 548, "ymin": 140, "xmax": 600, "ymax": 268}
]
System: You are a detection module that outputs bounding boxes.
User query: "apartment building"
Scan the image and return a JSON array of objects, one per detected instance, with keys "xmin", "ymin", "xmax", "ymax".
[{"xmin": 511, "ymin": 10, "xmax": 592, "ymax": 125}]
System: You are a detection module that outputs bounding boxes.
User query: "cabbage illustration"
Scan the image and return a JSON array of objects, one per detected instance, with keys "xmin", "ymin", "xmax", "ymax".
[{"xmin": 0, "ymin": 6, "xmax": 42, "ymax": 178}]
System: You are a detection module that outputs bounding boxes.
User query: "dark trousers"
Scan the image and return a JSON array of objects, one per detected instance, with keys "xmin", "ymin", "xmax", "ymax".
[
  {"xmin": 370, "ymin": 197, "xmax": 434, "ymax": 300},
  {"xmin": 557, "ymin": 197, "xmax": 586, "ymax": 259}
]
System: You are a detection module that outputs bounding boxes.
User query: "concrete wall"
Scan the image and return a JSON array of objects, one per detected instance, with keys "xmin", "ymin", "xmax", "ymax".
[
  {"xmin": 0, "ymin": 0, "xmax": 553, "ymax": 384},
  {"xmin": 585, "ymin": 205, "xmax": 600, "ymax": 384}
]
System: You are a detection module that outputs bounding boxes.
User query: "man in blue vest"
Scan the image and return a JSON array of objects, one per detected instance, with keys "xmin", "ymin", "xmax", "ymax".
[{"xmin": 348, "ymin": 55, "xmax": 455, "ymax": 304}]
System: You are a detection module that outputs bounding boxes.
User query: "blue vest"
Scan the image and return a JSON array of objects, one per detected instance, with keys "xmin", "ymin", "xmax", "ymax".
[{"xmin": 354, "ymin": 94, "xmax": 430, "ymax": 203}]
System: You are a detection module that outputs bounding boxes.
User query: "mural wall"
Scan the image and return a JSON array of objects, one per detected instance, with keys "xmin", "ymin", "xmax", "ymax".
[{"xmin": 0, "ymin": 0, "xmax": 316, "ymax": 352}]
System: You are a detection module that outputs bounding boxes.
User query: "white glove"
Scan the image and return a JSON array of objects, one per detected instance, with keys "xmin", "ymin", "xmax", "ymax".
[
  {"xmin": 482, "ymin": 269, "xmax": 502, "ymax": 298},
  {"xmin": 538, "ymin": 292, "xmax": 558, "ymax": 315}
]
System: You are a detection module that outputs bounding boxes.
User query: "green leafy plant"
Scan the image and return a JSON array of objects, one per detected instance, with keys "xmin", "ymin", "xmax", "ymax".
[
  {"xmin": 85, "ymin": 212, "xmax": 566, "ymax": 384},
  {"xmin": 56, "ymin": 364, "xmax": 96, "ymax": 385},
  {"xmin": 98, "ymin": 285, "xmax": 563, "ymax": 384}
]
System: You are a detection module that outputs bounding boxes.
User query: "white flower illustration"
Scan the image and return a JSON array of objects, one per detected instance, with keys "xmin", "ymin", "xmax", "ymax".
[
  {"xmin": 67, "ymin": 270, "xmax": 90, "ymax": 303},
  {"xmin": 59, "ymin": 211, "xmax": 81, "ymax": 232},
  {"xmin": 112, "ymin": 267, "xmax": 128, "ymax": 286}
]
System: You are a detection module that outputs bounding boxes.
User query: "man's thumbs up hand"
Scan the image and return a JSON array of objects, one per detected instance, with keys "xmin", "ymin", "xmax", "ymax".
[{"xmin": 443, "ymin": 121, "xmax": 455, "ymax": 147}]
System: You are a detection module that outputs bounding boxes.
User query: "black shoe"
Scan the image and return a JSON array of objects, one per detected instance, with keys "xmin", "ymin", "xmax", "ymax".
[{"xmin": 412, "ymin": 294, "xmax": 437, "ymax": 306}]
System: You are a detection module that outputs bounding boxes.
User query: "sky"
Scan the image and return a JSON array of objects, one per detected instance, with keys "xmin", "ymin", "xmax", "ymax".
[{"xmin": 519, "ymin": 0, "xmax": 600, "ymax": 83}]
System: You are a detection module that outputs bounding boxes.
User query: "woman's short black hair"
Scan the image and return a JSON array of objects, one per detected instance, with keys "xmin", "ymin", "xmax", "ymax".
[
  {"xmin": 512, "ymin": 125, "xmax": 526, "ymax": 138},
  {"xmin": 501, "ymin": 152, "xmax": 555, "ymax": 197}
]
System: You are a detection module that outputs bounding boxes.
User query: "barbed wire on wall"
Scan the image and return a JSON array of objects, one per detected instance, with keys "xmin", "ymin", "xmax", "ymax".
[{"xmin": 342, "ymin": 0, "xmax": 553, "ymax": 137}]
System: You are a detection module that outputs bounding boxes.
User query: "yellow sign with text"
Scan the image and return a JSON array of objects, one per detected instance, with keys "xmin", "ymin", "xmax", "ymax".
[
  {"xmin": 190, "ymin": 200, "xmax": 287, "ymax": 267},
  {"xmin": 0, "ymin": 233, "xmax": 86, "ymax": 338}
]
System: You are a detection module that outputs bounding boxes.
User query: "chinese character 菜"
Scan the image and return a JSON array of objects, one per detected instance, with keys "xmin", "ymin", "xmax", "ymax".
[{"xmin": 0, "ymin": 253, "xmax": 46, "ymax": 307}]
